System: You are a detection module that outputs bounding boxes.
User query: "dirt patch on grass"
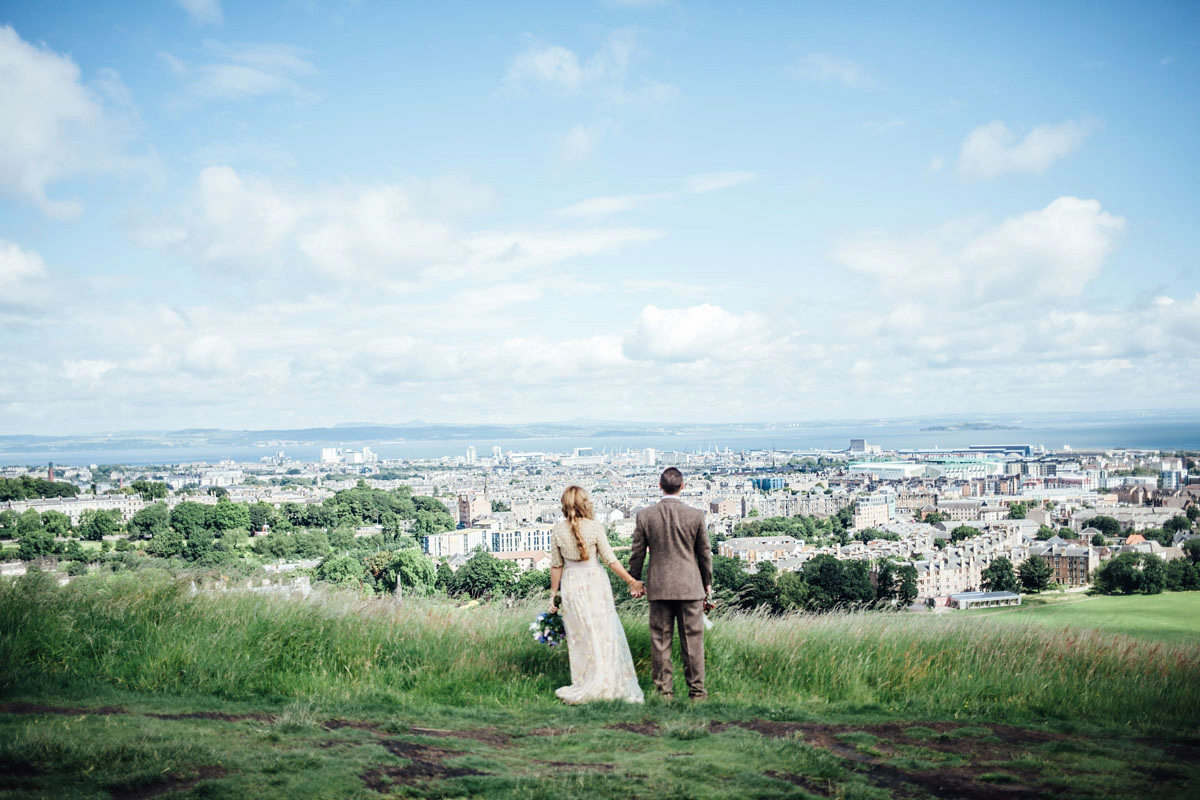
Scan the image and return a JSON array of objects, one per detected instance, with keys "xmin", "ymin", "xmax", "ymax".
[
  {"xmin": 411, "ymin": 726, "xmax": 513, "ymax": 747},
  {"xmin": 533, "ymin": 759, "xmax": 614, "ymax": 771},
  {"xmin": 325, "ymin": 718, "xmax": 383, "ymax": 732},
  {"xmin": 109, "ymin": 765, "xmax": 227, "ymax": 800},
  {"xmin": 717, "ymin": 720, "xmax": 1062, "ymax": 800},
  {"xmin": 0, "ymin": 702, "xmax": 126, "ymax": 717},
  {"xmin": 362, "ymin": 739, "xmax": 486, "ymax": 791},
  {"xmin": 765, "ymin": 770, "xmax": 835, "ymax": 797},
  {"xmin": 605, "ymin": 719, "xmax": 661, "ymax": 736},
  {"xmin": 146, "ymin": 711, "xmax": 275, "ymax": 723},
  {"xmin": 526, "ymin": 726, "xmax": 573, "ymax": 736}
]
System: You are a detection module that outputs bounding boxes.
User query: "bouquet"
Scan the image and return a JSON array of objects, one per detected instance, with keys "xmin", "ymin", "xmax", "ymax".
[{"xmin": 530, "ymin": 611, "xmax": 566, "ymax": 647}]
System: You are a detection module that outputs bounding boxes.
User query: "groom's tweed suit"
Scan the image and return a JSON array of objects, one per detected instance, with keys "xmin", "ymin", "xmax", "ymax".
[{"xmin": 629, "ymin": 496, "xmax": 712, "ymax": 698}]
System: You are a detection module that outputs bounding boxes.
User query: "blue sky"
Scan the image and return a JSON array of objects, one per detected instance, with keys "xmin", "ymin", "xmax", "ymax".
[{"xmin": 1, "ymin": 0, "xmax": 1197, "ymax": 433}]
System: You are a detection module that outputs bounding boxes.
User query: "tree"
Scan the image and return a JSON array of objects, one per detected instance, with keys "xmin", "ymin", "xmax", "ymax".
[
  {"xmin": 413, "ymin": 509, "xmax": 454, "ymax": 537},
  {"xmin": 711, "ymin": 555, "xmax": 749, "ymax": 595},
  {"xmin": 364, "ymin": 548, "xmax": 436, "ymax": 595},
  {"xmin": 1035, "ymin": 525, "xmax": 1057, "ymax": 541},
  {"xmin": 170, "ymin": 502, "xmax": 208, "ymax": 539},
  {"xmin": 874, "ymin": 562, "xmax": 896, "ymax": 605},
  {"xmin": 511, "ymin": 568, "xmax": 551, "ymax": 598},
  {"xmin": 1089, "ymin": 516, "xmax": 1122, "ymax": 538},
  {"xmin": 981, "ymin": 557, "xmax": 1019, "ymax": 593},
  {"xmin": 1187, "ymin": 505, "xmax": 1199, "ymax": 523},
  {"xmin": 207, "ymin": 497, "xmax": 251, "ymax": 533},
  {"xmin": 895, "ymin": 565, "xmax": 918, "ymax": 606},
  {"xmin": 1091, "ymin": 532, "xmax": 1106, "ymax": 547},
  {"xmin": 1184, "ymin": 538, "xmax": 1200, "ymax": 565},
  {"xmin": 434, "ymin": 561, "xmax": 455, "ymax": 591},
  {"xmin": 40, "ymin": 510, "xmax": 72, "ymax": 536},
  {"xmin": 1007, "ymin": 502, "xmax": 1028, "ymax": 520},
  {"xmin": 1093, "ymin": 552, "xmax": 1166, "ymax": 595},
  {"xmin": 79, "ymin": 509, "xmax": 122, "ymax": 541},
  {"xmin": 449, "ymin": 549, "xmax": 518, "ymax": 598},
  {"xmin": 775, "ymin": 570, "xmax": 809, "ymax": 611},
  {"xmin": 739, "ymin": 560, "xmax": 780, "ymax": 611},
  {"xmin": 1165, "ymin": 558, "xmax": 1200, "ymax": 592},
  {"xmin": 799, "ymin": 555, "xmax": 844, "ymax": 612},
  {"xmin": 248, "ymin": 502, "xmax": 277, "ymax": 532},
  {"xmin": 922, "ymin": 511, "xmax": 946, "ymax": 524},
  {"xmin": 1018, "ymin": 556, "xmax": 1053, "ymax": 593},
  {"xmin": 0, "ymin": 509, "xmax": 18, "ymax": 537},
  {"xmin": 16, "ymin": 509, "xmax": 44, "ymax": 537},
  {"xmin": 127, "ymin": 503, "xmax": 170, "ymax": 540},
  {"xmin": 1164, "ymin": 515, "xmax": 1192, "ymax": 535},
  {"xmin": 950, "ymin": 525, "xmax": 982, "ymax": 543},
  {"xmin": 490, "ymin": 499, "xmax": 511, "ymax": 512},
  {"xmin": 17, "ymin": 528, "xmax": 55, "ymax": 560},
  {"xmin": 1140, "ymin": 553, "xmax": 1166, "ymax": 594},
  {"xmin": 148, "ymin": 525, "xmax": 185, "ymax": 558},
  {"xmin": 841, "ymin": 560, "xmax": 876, "ymax": 608},
  {"xmin": 316, "ymin": 554, "xmax": 362, "ymax": 586},
  {"xmin": 130, "ymin": 480, "xmax": 168, "ymax": 501}
]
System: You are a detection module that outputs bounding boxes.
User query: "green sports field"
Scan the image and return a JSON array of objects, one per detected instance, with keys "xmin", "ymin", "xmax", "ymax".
[{"xmin": 968, "ymin": 591, "xmax": 1200, "ymax": 643}]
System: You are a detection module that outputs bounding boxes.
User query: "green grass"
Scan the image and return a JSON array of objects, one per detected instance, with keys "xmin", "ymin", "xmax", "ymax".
[
  {"xmin": 968, "ymin": 591, "xmax": 1200, "ymax": 643},
  {"xmin": 2, "ymin": 571, "xmax": 1200, "ymax": 798}
]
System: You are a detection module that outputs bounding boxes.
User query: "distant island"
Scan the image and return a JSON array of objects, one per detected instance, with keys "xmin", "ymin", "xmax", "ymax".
[{"xmin": 920, "ymin": 423, "xmax": 1024, "ymax": 431}]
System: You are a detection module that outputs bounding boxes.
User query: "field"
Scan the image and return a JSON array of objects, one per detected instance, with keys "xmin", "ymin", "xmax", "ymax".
[
  {"xmin": 967, "ymin": 591, "xmax": 1200, "ymax": 643},
  {"xmin": 2, "ymin": 571, "xmax": 1199, "ymax": 799}
]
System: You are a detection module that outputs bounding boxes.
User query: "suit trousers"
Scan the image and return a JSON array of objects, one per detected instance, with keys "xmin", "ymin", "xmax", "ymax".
[{"xmin": 648, "ymin": 599, "xmax": 706, "ymax": 699}]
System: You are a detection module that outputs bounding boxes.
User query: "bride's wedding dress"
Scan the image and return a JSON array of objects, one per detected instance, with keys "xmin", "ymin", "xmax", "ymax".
[{"xmin": 552, "ymin": 522, "xmax": 644, "ymax": 705}]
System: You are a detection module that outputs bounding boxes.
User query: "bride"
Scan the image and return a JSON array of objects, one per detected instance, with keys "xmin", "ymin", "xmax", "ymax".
[{"xmin": 548, "ymin": 486, "xmax": 645, "ymax": 704}]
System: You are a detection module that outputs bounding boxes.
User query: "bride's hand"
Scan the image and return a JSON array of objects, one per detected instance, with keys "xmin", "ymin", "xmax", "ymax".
[{"xmin": 628, "ymin": 579, "xmax": 645, "ymax": 597}]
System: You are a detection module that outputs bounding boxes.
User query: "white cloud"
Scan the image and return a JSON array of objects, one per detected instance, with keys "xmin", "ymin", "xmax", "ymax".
[
  {"xmin": 63, "ymin": 359, "xmax": 115, "ymax": 381},
  {"xmin": 0, "ymin": 238, "xmax": 46, "ymax": 290},
  {"xmin": 927, "ymin": 155, "xmax": 945, "ymax": 173},
  {"xmin": 558, "ymin": 171, "xmax": 756, "ymax": 219},
  {"xmin": 0, "ymin": 25, "xmax": 139, "ymax": 218},
  {"xmin": 502, "ymin": 28, "xmax": 675, "ymax": 105},
  {"xmin": 504, "ymin": 28, "xmax": 633, "ymax": 95},
  {"xmin": 683, "ymin": 171, "xmax": 756, "ymax": 193},
  {"xmin": 623, "ymin": 304, "xmax": 766, "ymax": 363},
  {"xmin": 956, "ymin": 118, "xmax": 1098, "ymax": 179},
  {"xmin": 184, "ymin": 334, "xmax": 237, "ymax": 374},
  {"xmin": 833, "ymin": 197, "xmax": 1124, "ymax": 302},
  {"xmin": 167, "ymin": 42, "xmax": 318, "ymax": 104},
  {"xmin": 145, "ymin": 165, "xmax": 661, "ymax": 286},
  {"xmin": 791, "ymin": 53, "xmax": 875, "ymax": 89},
  {"xmin": 176, "ymin": 0, "xmax": 223, "ymax": 26},
  {"xmin": 558, "ymin": 121, "xmax": 614, "ymax": 166}
]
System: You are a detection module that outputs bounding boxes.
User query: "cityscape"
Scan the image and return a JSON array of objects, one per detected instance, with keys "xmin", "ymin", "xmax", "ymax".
[
  {"xmin": 2, "ymin": 1, "xmax": 1198, "ymax": 796},
  {"xmin": 3, "ymin": 432, "xmax": 1195, "ymax": 607}
]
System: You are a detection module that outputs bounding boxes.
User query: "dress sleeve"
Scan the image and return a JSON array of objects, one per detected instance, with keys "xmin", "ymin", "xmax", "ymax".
[
  {"xmin": 550, "ymin": 525, "xmax": 564, "ymax": 568},
  {"xmin": 594, "ymin": 521, "xmax": 618, "ymax": 565}
]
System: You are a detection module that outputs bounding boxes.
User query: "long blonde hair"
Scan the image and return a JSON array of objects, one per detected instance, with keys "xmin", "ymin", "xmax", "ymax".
[{"xmin": 560, "ymin": 485, "xmax": 595, "ymax": 560}]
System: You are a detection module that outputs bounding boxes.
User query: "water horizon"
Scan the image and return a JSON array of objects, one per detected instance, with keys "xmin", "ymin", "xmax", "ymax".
[{"xmin": 3, "ymin": 413, "xmax": 1197, "ymax": 468}]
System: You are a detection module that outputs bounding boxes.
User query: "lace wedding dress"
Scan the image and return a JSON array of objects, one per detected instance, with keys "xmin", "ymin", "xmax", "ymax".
[{"xmin": 553, "ymin": 525, "xmax": 644, "ymax": 705}]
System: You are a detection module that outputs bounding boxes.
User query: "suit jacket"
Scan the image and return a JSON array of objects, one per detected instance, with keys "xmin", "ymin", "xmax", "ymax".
[{"xmin": 629, "ymin": 497, "xmax": 712, "ymax": 602}]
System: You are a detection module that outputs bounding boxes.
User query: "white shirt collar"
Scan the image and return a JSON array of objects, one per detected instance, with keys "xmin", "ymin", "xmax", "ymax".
[{"xmin": 660, "ymin": 494, "xmax": 682, "ymax": 501}]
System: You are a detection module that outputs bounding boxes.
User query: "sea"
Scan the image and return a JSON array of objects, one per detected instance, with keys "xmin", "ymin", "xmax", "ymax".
[{"xmin": 2, "ymin": 413, "xmax": 1198, "ymax": 467}]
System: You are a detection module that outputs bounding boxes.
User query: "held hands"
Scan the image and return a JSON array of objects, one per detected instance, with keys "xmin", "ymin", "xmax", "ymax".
[{"xmin": 627, "ymin": 578, "xmax": 645, "ymax": 598}]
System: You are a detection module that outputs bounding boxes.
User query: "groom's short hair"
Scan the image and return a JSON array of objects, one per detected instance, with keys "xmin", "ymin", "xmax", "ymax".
[{"xmin": 659, "ymin": 468, "xmax": 683, "ymax": 495}]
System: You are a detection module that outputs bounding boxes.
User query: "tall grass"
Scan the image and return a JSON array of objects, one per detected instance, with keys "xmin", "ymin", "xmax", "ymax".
[{"xmin": 2, "ymin": 570, "xmax": 1197, "ymax": 729}]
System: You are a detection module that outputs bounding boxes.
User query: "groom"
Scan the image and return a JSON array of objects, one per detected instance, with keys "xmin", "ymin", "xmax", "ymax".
[{"xmin": 628, "ymin": 467, "xmax": 713, "ymax": 700}]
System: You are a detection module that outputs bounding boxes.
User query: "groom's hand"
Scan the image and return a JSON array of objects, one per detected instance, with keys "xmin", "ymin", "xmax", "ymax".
[{"xmin": 628, "ymin": 579, "xmax": 645, "ymax": 598}]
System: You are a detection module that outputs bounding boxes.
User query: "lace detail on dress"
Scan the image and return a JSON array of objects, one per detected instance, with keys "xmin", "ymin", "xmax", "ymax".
[{"xmin": 554, "ymin": 558, "xmax": 644, "ymax": 705}]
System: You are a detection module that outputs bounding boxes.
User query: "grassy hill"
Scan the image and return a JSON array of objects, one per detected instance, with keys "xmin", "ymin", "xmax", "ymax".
[
  {"xmin": 2, "ymin": 572, "xmax": 1198, "ymax": 799},
  {"xmin": 967, "ymin": 591, "xmax": 1200, "ymax": 643}
]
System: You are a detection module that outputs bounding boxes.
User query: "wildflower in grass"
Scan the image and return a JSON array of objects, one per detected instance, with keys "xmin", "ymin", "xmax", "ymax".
[{"xmin": 530, "ymin": 610, "xmax": 566, "ymax": 647}]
